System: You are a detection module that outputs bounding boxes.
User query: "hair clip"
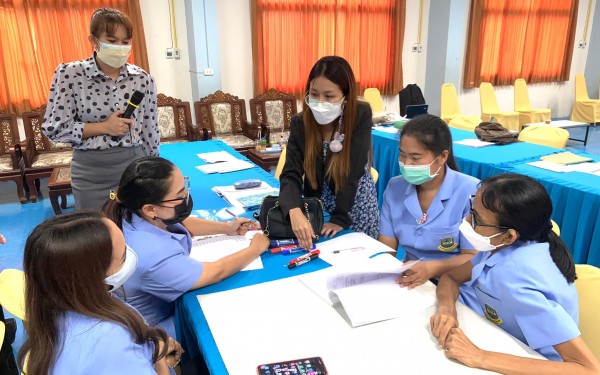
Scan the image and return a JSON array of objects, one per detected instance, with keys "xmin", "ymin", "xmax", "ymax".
[{"xmin": 109, "ymin": 190, "xmax": 122, "ymax": 203}]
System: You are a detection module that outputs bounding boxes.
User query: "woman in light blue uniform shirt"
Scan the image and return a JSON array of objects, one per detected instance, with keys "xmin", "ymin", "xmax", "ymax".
[
  {"xmin": 103, "ymin": 156, "xmax": 270, "ymax": 339},
  {"xmin": 378, "ymin": 115, "xmax": 479, "ymax": 288},
  {"xmin": 18, "ymin": 211, "xmax": 181, "ymax": 374},
  {"xmin": 431, "ymin": 174, "xmax": 600, "ymax": 372}
]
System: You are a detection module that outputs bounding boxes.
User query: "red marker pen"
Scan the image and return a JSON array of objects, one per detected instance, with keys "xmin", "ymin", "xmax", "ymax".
[
  {"xmin": 270, "ymin": 244, "xmax": 316, "ymax": 254},
  {"xmin": 287, "ymin": 250, "xmax": 320, "ymax": 269}
]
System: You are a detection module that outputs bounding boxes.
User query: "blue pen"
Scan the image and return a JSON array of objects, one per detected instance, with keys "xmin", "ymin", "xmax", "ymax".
[
  {"xmin": 281, "ymin": 244, "xmax": 317, "ymax": 255},
  {"xmin": 270, "ymin": 239, "xmax": 299, "ymax": 247},
  {"xmin": 281, "ymin": 247, "xmax": 308, "ymax": 255}
]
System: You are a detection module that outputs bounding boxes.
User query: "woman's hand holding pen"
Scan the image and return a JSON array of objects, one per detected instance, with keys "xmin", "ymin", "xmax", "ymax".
[
  {"xmin": 225, "ymin": 217, "xmax": 254, "ymax": 236},
  {"xmin": 166, "ymin": 337, "xmax": 184, "ymax": 369},
  {"xmin": 102, "ymin": 110, "xmax": 133, "ymax": 137},
  {"xmin": 289, "ymin": 208, "xmax": 316, "ymax": 249}
]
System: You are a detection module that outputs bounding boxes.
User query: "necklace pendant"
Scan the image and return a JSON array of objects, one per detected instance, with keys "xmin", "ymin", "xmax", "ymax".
[{"xmin": 416, "ymin": 212, "xmax": 428, "ymax": 225}]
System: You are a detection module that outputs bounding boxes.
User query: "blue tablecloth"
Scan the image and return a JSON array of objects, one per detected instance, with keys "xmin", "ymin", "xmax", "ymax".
[
  {"xmin": 372, "ymin": 127, "xmax": 562, "ymax": 207},
  {"xmin": 506, "ymin": 158, "xmax": 600, "ymax": 266},
  {"xmin": 161, "ymin": 140, "xmax": 332, "ymax": 374}
]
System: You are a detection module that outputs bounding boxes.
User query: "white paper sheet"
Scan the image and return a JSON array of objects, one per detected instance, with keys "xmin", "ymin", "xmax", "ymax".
[
  {"xmin": 196, "ymin": 160, "xmax": 255, "ymax": 174},
  {"xmin": 454, "ymin": 138, "xmax": 496, "ymax": 148},
  {"xmin": 190, "ymin": 235, "xmax": 263, "ymax": 271},
  {"xmin": 316, "ymin": 232, "xmax": 395, "ymax": 266},
  {"xmin": 196, "ymin": 151, "xmax": 239, "ymax": 163},
  {"xmin": 373, "ymin": 126, "xmax": 402, "ymax": 134},
  {"xmin": 527, "ymin": 160, "xmax": 600, "ymax": 174}
]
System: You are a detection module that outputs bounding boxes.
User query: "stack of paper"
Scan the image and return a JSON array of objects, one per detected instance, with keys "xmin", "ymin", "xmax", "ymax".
[
  {"xmin": 212, "ymin": 183, "xmax": 279, "ymax": 210},
  {"xmin": 190, "ymin": 234, "xmax": 262, "ymax": 271},
  {"xmin": 454, "ymin": 138, "xmax": 496, "ymax": 148},
  {"xmin": 197, "ymin": 151, "xmax": 239, "ymax": 163},
  {"xmin": 540, "ymin": 152, "xmax": 593, "ymax": 165},
  {"xmin": 196, "ymin": 159, "xmax": 255, "ymax": 174},
  {"xmin": 299, "ymin": 254, "xmax": 435, "ymax": 327}
]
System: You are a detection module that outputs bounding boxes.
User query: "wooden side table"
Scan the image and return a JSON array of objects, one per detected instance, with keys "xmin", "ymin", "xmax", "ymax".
[
  {"xmin": 246, "ymin": 148, "xmax": 282, "ymax": 171},
  {"xmin": 47, "ymin": 167, "xmax": 72, "ymax": 214}
]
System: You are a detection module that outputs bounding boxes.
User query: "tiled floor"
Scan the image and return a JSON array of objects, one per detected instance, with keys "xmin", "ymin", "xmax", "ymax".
[{"xmin": 2, "ymin": 125, "xmax": 600, "ymax": 362}]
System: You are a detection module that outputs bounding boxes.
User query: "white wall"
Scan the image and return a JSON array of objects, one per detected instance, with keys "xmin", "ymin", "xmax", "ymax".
[{"xmin": 139, "ymin": 0, "xmax": 193, "ymax": 106}]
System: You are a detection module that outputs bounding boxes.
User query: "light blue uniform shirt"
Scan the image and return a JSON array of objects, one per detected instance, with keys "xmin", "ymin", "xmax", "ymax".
[
  {"xmin": 468, "ymin": 241, "xmax": 580, "ymax": 361},
  {"xmin": 121, "ymin": 214, "xmax": 203, "ymax": 339},
  {"xmin": 51, "ymin": 310, "xmax": 158, "ymax": 374},
  {"xmin": 380, "ymin": 166, "xmax": 479, "ymax": 261}
]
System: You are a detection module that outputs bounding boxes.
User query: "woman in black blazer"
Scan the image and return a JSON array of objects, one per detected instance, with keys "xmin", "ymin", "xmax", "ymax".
[{"xmin": 279, "ymin": 56, "xmax": 379, "ymax": 249}]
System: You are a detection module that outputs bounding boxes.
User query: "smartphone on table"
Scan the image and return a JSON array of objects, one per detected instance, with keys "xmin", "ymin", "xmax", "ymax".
[{"xmin": 257, "ymin": 356, "xmax": 327, "ymax": 375}]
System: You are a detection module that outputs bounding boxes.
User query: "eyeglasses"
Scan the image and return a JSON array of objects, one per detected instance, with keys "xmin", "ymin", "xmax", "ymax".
[
  {"xmin": 158, "ymin": 176, "xmax": 191, "ymax": 205},
  {"xmin": 468, "ymin": 195, "xmax": 511, "ymax": 231},
  {"xmin": 304, "ymin": 95, "xmax": 344, "ymax": 110}
]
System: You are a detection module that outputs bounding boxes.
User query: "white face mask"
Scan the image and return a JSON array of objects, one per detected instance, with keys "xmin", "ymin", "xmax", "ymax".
[
  {"xmin": 307, "ymin": 98, "xmax": 344, "ymax": 125},
  {"xmin": 458, "ymin": 219, "xmax": 505, "ymax": 252},
  {"xmin": 96, "ymin": 41, "xmax": 131, "ymax": 68},
  {"xmin": 105, "ymin": 245, "xmax": 138, "ymax": 293}
]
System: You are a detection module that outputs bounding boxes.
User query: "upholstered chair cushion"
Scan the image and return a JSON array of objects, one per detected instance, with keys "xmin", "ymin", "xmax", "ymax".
[
  {"xmin": 0, "ymin": 156, "xmax": 15, "ymax": 172},
  {"xmin": 157, "ymin": 106, "xmax": 176, "ymax": 138},
  {"xmin": 265, "ymin": 100, "xmax": 284, "ymax": 131},
  {"xmin": 31, "ymin": 151, "xmax": 72, "ymax": 168},
  {"xmin": 210, "ymin": 104, "xmax": 233, "ymax": 134},
  {"xmin": 214, "ymin": 134, "xmax": 256, "ymax": 149}
]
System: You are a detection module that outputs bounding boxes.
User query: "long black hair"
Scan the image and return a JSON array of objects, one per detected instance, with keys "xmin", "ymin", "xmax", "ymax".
[
  {"xmin": 102, "ymin": 156, "xmax": 175, "ymax": 229},
  {"xmin": 479, "ymin": 173, "xmax": 576, "ymax": 283},
  {"xmin": 400, "ymin": 114, "xmax": 459, "ymax": 171}
]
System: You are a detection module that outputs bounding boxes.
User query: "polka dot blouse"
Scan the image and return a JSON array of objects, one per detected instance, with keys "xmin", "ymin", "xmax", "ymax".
[{"xmin": 42, "ymin": 55, "xmax": 160, "ymax": 156}]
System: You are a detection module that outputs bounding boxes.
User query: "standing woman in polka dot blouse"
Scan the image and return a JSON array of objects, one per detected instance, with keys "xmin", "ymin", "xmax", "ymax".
[{"xmin": 42, "ymin": 8, "xmax": 159, "ymax": 210}]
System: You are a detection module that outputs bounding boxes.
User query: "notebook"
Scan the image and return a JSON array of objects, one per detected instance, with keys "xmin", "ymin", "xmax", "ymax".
[{"xmin": 540, "ymin": 152, "xmax": 593, "ymax": 165}]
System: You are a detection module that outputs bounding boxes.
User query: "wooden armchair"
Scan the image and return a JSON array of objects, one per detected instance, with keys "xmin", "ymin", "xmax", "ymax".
[
  {"xmin": 157, "ymin": 93, "xmax": 208, "ymax": 143},
  {"xmin": 194, "ymin": 91, "xmax": 258, "ymax": 153},
  {"xmin": 250, "ymin": 88, "xmax": 297, "ymax": 144},
  {"xmin": 0, "ymin": 112, "xmax": 27, "ymax": 203},
  {"xmin": 21, "ymin": 105, "xmax": 72, "ymax": 203}
]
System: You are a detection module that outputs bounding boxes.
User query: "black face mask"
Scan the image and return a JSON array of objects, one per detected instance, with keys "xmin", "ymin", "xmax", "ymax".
[{"xmin": 156, "ymin": 195, "xmax": 194, "ymax": 225}]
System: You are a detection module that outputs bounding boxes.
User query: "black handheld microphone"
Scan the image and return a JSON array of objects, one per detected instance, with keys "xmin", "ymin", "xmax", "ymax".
[
  {"xmin": 112, "ymin": 90, "xmax": 145, "ymax": 142},
  {"xmin": 122, "ymin": 90, "xmax": 145, "ymax": 119}
]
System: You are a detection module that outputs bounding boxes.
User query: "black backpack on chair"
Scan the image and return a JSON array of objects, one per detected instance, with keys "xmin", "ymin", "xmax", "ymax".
[{"xmin": 399, "ymin": 84, "xmax": 426, "ymax": 117}]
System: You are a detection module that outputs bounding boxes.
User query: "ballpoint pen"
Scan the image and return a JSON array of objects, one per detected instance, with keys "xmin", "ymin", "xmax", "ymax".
[{"xmin": 332, "ymin": 246, "xmax": 366, "ymax": 254}]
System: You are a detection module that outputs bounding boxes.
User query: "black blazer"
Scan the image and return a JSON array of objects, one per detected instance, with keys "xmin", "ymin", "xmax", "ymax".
[{"xmin": 279, "ymin": 101, "xmax": 373, "ymax": 228}]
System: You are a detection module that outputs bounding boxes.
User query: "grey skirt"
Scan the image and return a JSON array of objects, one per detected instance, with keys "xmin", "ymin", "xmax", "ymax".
[{"xmin": 71, "ymin": 147, "xmax": 146, "ymax": 210}]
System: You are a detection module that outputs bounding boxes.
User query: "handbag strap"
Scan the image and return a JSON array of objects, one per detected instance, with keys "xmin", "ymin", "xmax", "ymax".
[{"xmin": 264, "ymin": 200, "xmax": 311, "ymax": 237}]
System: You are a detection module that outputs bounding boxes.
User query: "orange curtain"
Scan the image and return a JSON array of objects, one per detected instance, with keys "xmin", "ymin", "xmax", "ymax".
[
  {"xmin": 0, "ymin": 0, "xmax": 148, "ymax": 114},
  {"xmin": 464, "ymin": 0, "xmax": 578, "ymax": 88},
  {"xmin": 251, "ymin": 0, "xmax": 405, "ymax": 97}
]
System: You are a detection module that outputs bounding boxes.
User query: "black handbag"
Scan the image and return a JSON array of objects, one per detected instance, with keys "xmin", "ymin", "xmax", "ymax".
[{"xmin": 253, "ymin": 195, "xmax": 324, "ymax": 239}]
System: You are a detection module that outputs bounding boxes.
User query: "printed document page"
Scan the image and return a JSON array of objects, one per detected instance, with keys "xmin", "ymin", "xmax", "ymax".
[
  {"xmin": 196, "ymin": 160, "xmax": 255, "ymax": 174},
  {"xmin": 196, "ymin": 151, "xmax": 239, "ymax": 163},
  {"xmin": 190, "ymin": 235, "xmax": 262, "ymax": 271}
]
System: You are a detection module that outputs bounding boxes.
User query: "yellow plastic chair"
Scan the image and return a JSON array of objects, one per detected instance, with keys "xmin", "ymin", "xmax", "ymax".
[
  {"xmin": 518, "ymin": 125, "xmax": 569, "ymax": 148},
  {"xmin": 514, "ymin": 78, "xmax": 551, "ymax": 126},
  {"xmin": 364, "ymin": 88, "xmax": 384, "ymax": 113},
  {"xmin": 441, "ymin": 83, "xmax": 481, "ymax": 130},
  {"xmin": 274, "ymin": 148, "xmax": 287, "ymax": 180},
  {"xmin": 0, "ymin": 321, "xmax": 4, "ymax": 348},
  {"xmin": 370, "ymin": 167, "xmax": 379, "ymax": 184},
  {"xmin": 574, "ymin": 264, "xmax": 600, "ymax": 360},
  {"xmin": 551, "ymin": 220, "xmax": 560, "ymax": 236},
  {"xmin": 571, "ymin": 74, "xmax": 600, "ymax": 123},
  {"xmin": 0, "ymin": 269, "xmax": 26, "ymax": 320},
  {"xmin": 479, "ymin": 82, "xmax": 521, "ymax": 131}
]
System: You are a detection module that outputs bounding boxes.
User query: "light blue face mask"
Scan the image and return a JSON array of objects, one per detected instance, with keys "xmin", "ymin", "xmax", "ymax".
[{"xmin": 398, "ymin": 157, "xmax": 441, "ymax": 185}]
